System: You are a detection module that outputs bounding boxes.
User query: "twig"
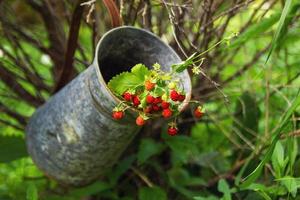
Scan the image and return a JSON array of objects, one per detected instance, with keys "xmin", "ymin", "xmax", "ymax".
[
  {"xmin": 54, "ymin": 0, "xmax": 85, "ymax": 92},
  {"xmin": 131, "ymin": 166, "xmax": 154, "ymax": 187},
  {"xmin": 280, "ymin": 129, "xmax": 300, "ymax": 139}
]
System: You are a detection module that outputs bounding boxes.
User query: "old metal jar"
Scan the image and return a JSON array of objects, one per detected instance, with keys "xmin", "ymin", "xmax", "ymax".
[{"xmin": 26, "ymin": 26, "xmax": 192, "ymax": 186}]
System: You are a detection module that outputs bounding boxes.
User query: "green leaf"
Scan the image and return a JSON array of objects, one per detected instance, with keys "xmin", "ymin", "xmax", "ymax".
[
  {"xmin": 163, "ymin": 135, "xmax": 199, "ymax": 164},
  {"xmin": 109, "ymin": 155, "xmax": 136, "ymax": 185},
  {"xmin": 153, "ymin": 86, "xmax": 165, "ymax": 97},
  {"xmin": 287, "ymin": 136, "xmax": 298, "ymax": 172},
  {"xmin": 171, "ymin": 53, "xmax": 196, "ymax": 73},
  {"xmin": 108, "ymin": 72, "xmax": 142, "ymax": 95},
  {"xmin": 0, "ymin": 135, "xmax": 27, "ymax": 163},
  {"xmin": 275, "ymin": 3, "xmax": 300, "ymax": 50},
  {"xmin": 194, "ymin": 196, "xmax": 218, "ymax": 200},
  {"xmin": 229, "ymin": 14, "xmax": 280, "ymax": 49},
  {"xmin": 279, "ymin": 176, "xmax": 298, "ymax": 198},
  {"xmin": 71, "ymin": 181, "xmax": 112, "ymax": 197},
  {"xmin": 138, "ymin": 186, "xmax": 167, "ymax": 200},
  {"xmin": 137, "ymin": 139, "xmax": 165, "ymax": 165},
  {"xmin": 108, "ymin": 64, "xmax": 150, "ymax": 95},
  {"xmin": 168, "ymin": 168, "xmax": 206, "ymax": 187},
  {"xmin": 131, "ymin": 64, "xmax": 150, "ymax": 81},
  {"xmin": 265, "ymin": 0, "xmax": 294, "ymax": 63},
  {"xmin": 218, "ymin": 179, "xmax": 231, "ymax": 200},
  {"xmin": 26, "ymin": 183, "xmax": 38, "ymax": 200},
  {"xmin": 239, "ymin": 90, "xmax": 300, "ymax": 188},
  {"xmin": 242, "ymin": 183, "xmax": 272, "ymax": 200},
  {"xmin": 271, "ymin": 141, "xmax": 285, "ymax": 178}
]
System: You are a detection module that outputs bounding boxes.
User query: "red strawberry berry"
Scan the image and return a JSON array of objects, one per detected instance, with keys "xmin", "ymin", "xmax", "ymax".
[
  {"xmin": 112, "ymin": 111, "xmax": 124, "ymax": 120},
  {"xmin": 146, "ymin": 95, "xmax": 155, "ymax": 104},
  {"xmin": 161, "ymin": 101, "xmax": 170, "ymax": 109},
  {"xmin": 170, "ymin": 90, "xmax": 179, "ymax": 101},
  {"xmin": 144, "ymin": 106, "xmax": 153, "ymax": 114},
  {"xmin": 145, "ymin": 80, "xmax": 155, "ymax": 91},
  {"xmin": 152, "ymin": 104, "xmax": 161, "ymax": 112},
  {"xmin": 178, "ymin": 94, "xmax": 185, "ymax": 102},
  {"xmin": 162, "ymin": 108, "xmax": 172, "ymax": 118},
  {"xmin": 136, "ymin": 115, "xmax": 146, "ymax": 126},
  {"xmin": 123, "ymin": 91, "xmax": 132, "ymax": 101},
  {"xmin": 168, "ymin": 127, "xmax": 178, "ymax": 136},
  {"xmin": 194, "ymin": 106, "xmax": 204, "ymax": 118},
  {"xmin": 154, "ymin": 97, "xmax": 162, "ymax": 104},
  {"xmin": 132, "ymin": 95, "xmax": 140, "ymax": 107}
]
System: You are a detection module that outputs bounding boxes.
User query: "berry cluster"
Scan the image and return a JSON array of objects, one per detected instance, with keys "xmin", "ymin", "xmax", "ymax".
[{"xmin": 111, "ymin": 63, "xmax": 204, "ymax": 136}]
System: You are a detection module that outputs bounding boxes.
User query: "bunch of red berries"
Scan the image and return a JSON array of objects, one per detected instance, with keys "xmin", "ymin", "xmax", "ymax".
[{"xmin": 112, "ymin": 76, "xmax": 204, "ymax": 136}]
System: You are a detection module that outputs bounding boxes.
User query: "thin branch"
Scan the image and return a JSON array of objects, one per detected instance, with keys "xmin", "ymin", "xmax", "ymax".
[
  {"xmin": 131, "ymin": 167, "xmax": 154, "ymax": 187},
  {"xmin": 54, "ymin": 0, "xmax": 85, "ymax": 92}
]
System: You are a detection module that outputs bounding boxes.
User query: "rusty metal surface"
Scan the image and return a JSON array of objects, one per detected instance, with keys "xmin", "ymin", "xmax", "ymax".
[{"xmin": 26, "ymin": 26, "xmax": 192, "ymax": 186}]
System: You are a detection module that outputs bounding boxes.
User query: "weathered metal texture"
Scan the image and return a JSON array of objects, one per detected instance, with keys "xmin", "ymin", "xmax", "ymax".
[{"xmin": 26, "ymin": 26, "xmax": 192, "ymax": 186}]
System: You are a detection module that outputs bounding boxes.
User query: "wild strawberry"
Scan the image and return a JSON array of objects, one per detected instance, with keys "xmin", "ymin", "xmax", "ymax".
[
  {"xmin": 136, "ymin": 115, "xmax": 146, "ymax": 126},
  {"xmin": 146, "ymin": 95, "xmax": 155, "ymax": 104},
  {"xmin": 170, "ymin": 90, "xmax": 179, "ymax": 101},
  {"xmin": 168, "ymin": 127, "xmax": 178, "ymax": 136},
  {"xmin": 162, "ymin": 108, "xmax": 172, "ymax": 118},
  {"xmin": 161, "ymin": 101, "xmax": 170, "ymax": 109},
  {"xmin": 154, "ymin": 97, "xmax": 162, "ymax": 104},
  {"xmin": 132, "ymin": 95, "xmax": 140, "ymax": 107},
  {"xmin": 144, "ymin": 106, "xmax": 153, "ymax": 114},
  {"xmin": 152, "ymin": 104, "xmax": 161, "ymax": 112},
  {"xmin": 122, "ymin": 91, "xmax": 132, "ymax": 101},
  {"xmin": 112, "ymin": 111, "xmax": 124, "ymax": 120},
  {"xmin": 178, "ymin": 94, "xmax": 185, "ymax": 102},
  {"xmin": 145, "ymin": 80, "xmax": 155, "ymax": 91},
  {"xmin": 194, "ymin": 106, "xmax": 204, "ymax": 118}
]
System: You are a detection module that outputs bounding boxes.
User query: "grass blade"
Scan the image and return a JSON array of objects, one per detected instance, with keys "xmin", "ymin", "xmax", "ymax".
[{"xmin": 265, "ymin": 0, "xmax": 294, "ymax": 63}]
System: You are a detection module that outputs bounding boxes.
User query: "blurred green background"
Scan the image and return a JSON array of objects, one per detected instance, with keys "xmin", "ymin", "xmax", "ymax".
[{"xmin": 0, "ymin": 0, "xmax": 300, "ymax": 199}]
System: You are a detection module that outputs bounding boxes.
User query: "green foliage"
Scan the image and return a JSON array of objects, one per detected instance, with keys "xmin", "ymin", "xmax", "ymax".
[
  {"xmin": 279, "ymin": 176, "xmax": 298, "ymax": 198},
  {"xmin": 26, "ymin": 184, "xmax": 38, "ymax": 200},
  {"xmin": 69, "ymin": 182, "xmax": 112, "ymax": 198},
  {"xmin": 229, "ymin": 14, "xmax": 280, "ymax": 49},
  {"xmin": 108, "ymin": 64, "xmax": 150, "ymax": 95},
  {"xmin": 240, "ymin": 91, "xmax": 300, "ymax": 188},
  {"xmin": 0, "ymin": 135, "xmax": 27, "ymax": 163},
  {"xmin": 233, "ymin": 91, "xmax": 260, "ymax": 140},
  {"xmin": 137, "ymin": 139, "xmax": 165, "ymax": 165},
  {"xmin": 218, "ymin": 179, "xmax": 232, "ymax": 200},
  {"xmin": 138, "ymin": 186, "xmax": 167, "ymax": 200},
  {"xmin": 171, "ymin": 53, "xmax": 196, "ymax": 73},
  {"xmin": 271, "ymin": 141, "xmax": 288, "ymax": 178},
  {"xmin": 266, "ymin": 0, "xmax": 295, "ymax": 63},
  {"xmin": 193, "ymin": 196, "xmax": 218, "ymax": 200}
]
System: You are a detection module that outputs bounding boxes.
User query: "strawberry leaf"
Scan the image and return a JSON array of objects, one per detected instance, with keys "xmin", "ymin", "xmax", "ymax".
[
  {"xmin": 108, "ymin": 72, "xmax": 141, "ymax": 95},
  {"xmin": 131, "ymin": 63, "xmax": 150, "ymax": 80},
  {"xmin": 108, "ymin": 64, "xmax": 150, "ymax": 95}
]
